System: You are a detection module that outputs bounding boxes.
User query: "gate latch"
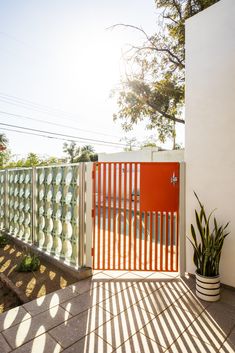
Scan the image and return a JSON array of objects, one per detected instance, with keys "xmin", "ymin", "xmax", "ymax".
[{"xmin": 170, "ymin": 173, "xmax": 178, "ymax": 185}]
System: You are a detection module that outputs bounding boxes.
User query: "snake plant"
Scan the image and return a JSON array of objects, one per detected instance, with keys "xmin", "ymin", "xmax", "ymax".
[{"xmin": 188, "ymin": 192, "xmax": 230, "ymax": 277}]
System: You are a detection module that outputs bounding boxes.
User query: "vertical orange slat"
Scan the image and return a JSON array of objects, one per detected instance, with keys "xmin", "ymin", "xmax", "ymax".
[
  {"xmin": 149, "ymin": 212, "xmax": 153, "ymax": 271},
  {"xmin": 97, "ymin": 163, "xmax": 101, "ymax": 269},
  {"xmin": 107, "ymin": 163, "xmax": 111, "ymax": 270},
  {"xmin": 133, "ymin": 163, "xmax": 137, "ymax": 270},
  {"xmin": 155, "ymin": 212, "xmax": 158, "ymax": 271},
  {"xmin": 160, "ymin": 212, "xmax": 163, "ymax": 271},
  {"xmin": 102, "ymin": 163, "xmax": 106, "ymax": 269},
  {"xmin": 139, "ymin": 209, "xmax": 142, "ymax": 270},
  {"xmin": 165, "ymin": 212, "xmax": 169, "ymax": 271},
  {"xmin": 92, "ymin": 163, "xmax": 96, "ymax": 269},
  {"xmin": 123, "ymin": 163, "xmax": 127, "ymax": 269},
  {"xmin": 118, "ymin": 163, "xmax": 122, "ymax": 269},
  {"xmin": 170, "ymin": 212, "xmax": 174, "ymax": 271},
  {"xmin": 144, "ymin": 212, "xmax": 148, "ymax": 270},
  {"xmin": 139, "ymin": 164, "xmax": 142, "ymax": 270},
  {"xmin": 176, "ymin": 211, "xmax": 179, "ymax": 271},
  {"xmin": 113, "ymin": 163, "xmax": 117, "ymax": 270},
  {"xmin": 128, "ymin": 163, "xmax": 132, "ymax": 270}
]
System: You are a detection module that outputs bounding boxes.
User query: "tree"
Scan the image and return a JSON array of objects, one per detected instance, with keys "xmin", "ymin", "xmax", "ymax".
[
  {"xmin": 111, "ymin": 0, "xmax": 219, "ymax": 148},
  {"xmin": 63, "ymin": 142, "xmax": 81, "ymax": 163},
  {"xmin": 24, "ymin": 153, "xmax": 41, "ymax": 167},
  {"xmin": 76, "ymin": 151, "xmax": 91, "ymax": 162},
  {"xmin": 0, "ymin": 133, "xmax": 8, "ymax": 148},
  {"xmin": 77, "ymin": 145, "xmax": 98, "ymax": 162},
  {"xmin": 140, "ymin": 135, "xmax": 159, "ymax": 149},
  {"xmin": 42, "ymin": 156, "xmax": 60, "ymax": 166},
  {"xmin": 63, "ymin": 142, "xmax": 98, "ymax": 162},
  {"xmin": 90, "ymin": 153, "xmax": 98, "ymax": 162},
  {"xmin": 6, "ymin": 153, "xmax": 60, "ymax": 168},
  {"xmin": 121, "ymin": 137, "xmax": 139, "ymax": 151},
  {"xmin": 0, "ymin": 133, "xmax": 10, "ymax": 168},
  {"xmin": 81, "ymin": 145, "xmax": 95, "ymax": 154}
]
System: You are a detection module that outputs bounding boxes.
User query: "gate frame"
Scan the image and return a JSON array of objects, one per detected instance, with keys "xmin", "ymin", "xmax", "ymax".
[
  {"xmin": 90, "ymin": 161, "xmax": 186, "ymax": 274},
  {"xmin": 85, "ymin": 163, "xmax": 93, "ymax": 267},
  {"xmin": 179, "ymin": 162, "xmax": 186, "ymax": 277}
]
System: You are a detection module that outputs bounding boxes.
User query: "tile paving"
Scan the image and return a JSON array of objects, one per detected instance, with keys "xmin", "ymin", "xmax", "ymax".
[{"xmin": 0, "ymin": 270, "xmax": 234, "ymax": 352}]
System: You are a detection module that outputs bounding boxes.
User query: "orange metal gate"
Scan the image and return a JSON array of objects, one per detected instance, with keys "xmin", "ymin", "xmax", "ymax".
[{"xmin": 92, "ymin": 162, "xmax": 180, "ymax": 271}]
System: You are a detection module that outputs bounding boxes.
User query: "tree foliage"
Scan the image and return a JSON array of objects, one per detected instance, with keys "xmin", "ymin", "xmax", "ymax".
[
  {"xmin": 63, "ymin": 142, "xmax": 81, "ymax": 163},
  {"xmin": 0, "ymin": 133, "xmax": 10, "ymax": 167},
  {"xmin": 6, "ymin": 153, "xmax": 61, "ymax": 168},
  {"xmin": 112, "ymin": 0, "xmax": 219, "ymax": 145},
  {"xmin": 63, "ymin": 142, "xmax": 98, "ymax": 163}
]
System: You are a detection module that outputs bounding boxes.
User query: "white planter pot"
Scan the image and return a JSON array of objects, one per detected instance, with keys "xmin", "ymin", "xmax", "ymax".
[{"xmin": 196, "ymin": 272, "xmax": 220, "ymax": 302}]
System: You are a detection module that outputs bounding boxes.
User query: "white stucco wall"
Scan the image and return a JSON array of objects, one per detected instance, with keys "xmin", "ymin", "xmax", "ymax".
[
  {"xmin": 185, "ymin": 0, "xmax": 235, "ymax": 286},
  {"xmin": 152, "ymin": 150, "xmax": 184, "ymax": 162},
  {"xmin": 99, "ymin": 148, "xmax": 184, "ymax": 162}
]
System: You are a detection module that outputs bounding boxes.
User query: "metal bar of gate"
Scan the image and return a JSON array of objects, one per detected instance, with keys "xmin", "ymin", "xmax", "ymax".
[
  {"xmin": 160, "ymin": 212, "xmax": 163, "ymax": 271},
  {"xmin": 149, "ymin": 212, "xmax": 153, "ymax": 271},
  {"xmin": 113, "ymin": 163, "xmax": 117, "ymax": 269},
  {"xmin": 139, "ymin": 208, "xmax": 142, "ymax": 270},
  {"xmin": 128, "ymin": 163, "xmax": 132, "ymax": 270},
  {"xmin": 123, "ymin": 163, "xmax": 127, "ymax": 269},
  {"xmin": 118, "ymin": 163, "xmax": 122, "ymax": 269},
  {"xmin": 155, "ymin": 212, "xmax": 158, "ymax": 270},
  {"xmin": 133, "ymin": 163, "xmax": 137, "ymax": 271},
  {"xmin": 170, "ymin": 212, "xmax": 174, "ymax": 271},
  {"xmin": 107, "ymin": 163, "xmax": 111, "ymax": 270},
  {"xmin": 92, "ymin": 163, "xmax": 96, "ymax": 269},
  {"xmin": 102, "ymin": 164, "xmax": 106, "ymax": 269},
  {"xmin": 176, "ymin": 211, "xmax": 179, "ymax": 271},
  {"xmin": 97, "ymin": 163, "xmax": 101, "ymax": 269},
  {"xmin": 165, "ymin": 212, "xmax": 169, "ymax": 271}
]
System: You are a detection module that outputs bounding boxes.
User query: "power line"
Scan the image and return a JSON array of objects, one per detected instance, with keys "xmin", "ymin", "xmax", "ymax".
[
  {"xmin": 0, "ymin": 127, "xmax": 124, "ymax": 149},
  {"xmin": 0, "ymin": 31, "xmax": 30, "ymax": 47},
  {"xmin": 0, "ymin": 92, "xmax": 120, "ymax": 138},
  {"xmin": 0, "ymin": 122, "xmax": 125, "ymax": 147},
  {"xmin": 0, "ymin": 91, "xmax": 77, "ymax": 117},
  {"xmin": 0, "ymin": 109, "xmax": 121, "ymax": 139},
  {"xmin": 0, "ymin": 95, "xmax": 79, "ymax": 120}
]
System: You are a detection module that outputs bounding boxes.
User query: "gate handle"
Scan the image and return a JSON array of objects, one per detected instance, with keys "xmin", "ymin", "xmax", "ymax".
[{"xmin": 170, "ymin": 172, "xmax": 178, "ymax": 185}]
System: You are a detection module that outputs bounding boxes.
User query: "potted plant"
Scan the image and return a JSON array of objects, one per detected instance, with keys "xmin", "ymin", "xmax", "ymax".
[{"xmin": 188, "ymin": 192, "xmax": 229, "ymax": 302}]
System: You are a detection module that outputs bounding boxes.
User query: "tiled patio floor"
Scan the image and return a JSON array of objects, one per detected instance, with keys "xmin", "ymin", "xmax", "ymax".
[{"xmin": 0, "ymin": 270, "xmax": 234, "ymax": 352}]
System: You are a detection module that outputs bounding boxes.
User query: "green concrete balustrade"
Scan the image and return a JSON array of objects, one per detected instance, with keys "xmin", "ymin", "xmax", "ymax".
[{"xmin": 0, "ymin": 163, "xmax": 90, "ymax": 268}]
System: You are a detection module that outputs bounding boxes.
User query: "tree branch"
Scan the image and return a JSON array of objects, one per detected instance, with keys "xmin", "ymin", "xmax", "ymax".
[
  {"xmin": 108, "ymin": 23, "xmax": 185, "ymax": 68},
  {"xmin": 172, "ymin": 0, "xmax": 183, "ymax": 20},
  {"xmin": 146, "ymin": 100, "xmax": 185, "ymax": 124},
  {"xmin": 107, "ymin": 23, "xmax": 151, "ymax": 42}
]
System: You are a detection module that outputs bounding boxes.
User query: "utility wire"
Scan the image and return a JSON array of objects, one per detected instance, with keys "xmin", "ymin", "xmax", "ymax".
[
  {"xmin": 0, "ymin": 93, "xmax": 120, "ymax": 138},
  {"xmin": 0, "ymin": 91, "xmax": 78, "ymax": 117},
  {"xmin": 0, "ymin": 110, "xmax": 121, "ymax": 139},
  {"xmin": 0, "ymin": 127, "xmax": 124, "ymax": 149},
  {"xmin": 0, "ymin": 122, "xmax": 125, "ymax": 147}
]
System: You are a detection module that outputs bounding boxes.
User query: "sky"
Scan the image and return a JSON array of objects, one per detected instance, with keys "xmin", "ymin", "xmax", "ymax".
[{"xmin": 0, "ymin": 0, "xmax": 184, "ymax": 160}]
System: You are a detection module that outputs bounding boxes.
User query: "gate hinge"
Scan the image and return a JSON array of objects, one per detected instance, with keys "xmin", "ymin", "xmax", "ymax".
[{"xmin": 91, "ymin": 209, "xmax": 95, "ymax": 218}]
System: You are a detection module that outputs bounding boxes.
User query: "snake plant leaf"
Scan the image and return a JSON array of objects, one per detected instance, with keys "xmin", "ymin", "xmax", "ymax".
[
  {"xmin": 195, "ymin": 210, "xmax": 203, "ymax": 237},
  {"xmin": 190, "ymin": 224, "xmax": 198, "ymax": 247},
  {"xmin": 224, "ymin": 222, "xmax": 229, "ymax": 229},
  {"xmin": 214, "ymin": 217, "xmax": 218, "ymax": 233},
  {"xmin": 194, "ymin": 191, "xmax": 203, "ymax": 208}
]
